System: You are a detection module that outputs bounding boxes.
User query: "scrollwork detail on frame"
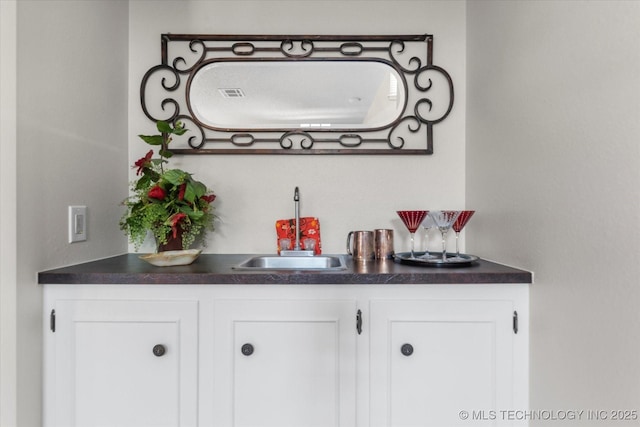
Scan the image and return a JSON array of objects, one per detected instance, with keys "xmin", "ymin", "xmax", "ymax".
[{"xmin": 140, "ymin": 34, "xmax": 454, "ymax": 155}]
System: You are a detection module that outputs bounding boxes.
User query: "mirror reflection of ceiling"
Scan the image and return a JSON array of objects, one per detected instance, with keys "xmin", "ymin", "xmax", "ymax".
[{"xmin": 188, "ymin": 61, "xmax": 406, "ymax": 130}]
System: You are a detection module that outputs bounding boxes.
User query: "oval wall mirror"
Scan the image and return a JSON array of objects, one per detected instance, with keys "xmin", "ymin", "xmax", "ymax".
[
  {"xmin": 140, "ymin": 34, "xmax": 454, "ymax": 155},
  {"xmin": 188, "ymin": 60, "xmax": 407, "ymax": 130}
]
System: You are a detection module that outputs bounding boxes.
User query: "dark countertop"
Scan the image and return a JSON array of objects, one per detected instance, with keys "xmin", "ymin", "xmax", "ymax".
[{"xmin": 38, "ymin": 254, "xmax": 532, "ymax": 285}]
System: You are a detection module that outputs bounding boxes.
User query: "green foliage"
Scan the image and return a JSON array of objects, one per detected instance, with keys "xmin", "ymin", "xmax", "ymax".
[
  {"xmin": 138, "ymin": 134, "xmax": 164, "ymax": 145},
  {"xmin": 120, "ymin": 120, "xmax": 217, "ymax": 251}
]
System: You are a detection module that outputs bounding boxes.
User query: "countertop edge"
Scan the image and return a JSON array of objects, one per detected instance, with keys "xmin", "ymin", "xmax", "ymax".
[{"xmin": 38, "ymin": 254, "xmax": 533, "ymax": 285}]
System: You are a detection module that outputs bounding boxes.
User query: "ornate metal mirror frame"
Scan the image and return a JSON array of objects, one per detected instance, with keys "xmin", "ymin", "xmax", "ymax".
[{"xmin": 140, "ymin": 34, "xmax": 454, "ymax": 155}]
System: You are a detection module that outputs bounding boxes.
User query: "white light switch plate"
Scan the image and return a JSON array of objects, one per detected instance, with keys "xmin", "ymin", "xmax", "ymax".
[{"xmin": 68, "ymin": 206, "xmax": 87, "ymax": 243}]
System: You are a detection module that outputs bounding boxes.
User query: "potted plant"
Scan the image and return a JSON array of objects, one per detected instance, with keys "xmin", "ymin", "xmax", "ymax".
[{"xmin": 120, "ymin": 120, "xmax": 217, "ymax": 252}]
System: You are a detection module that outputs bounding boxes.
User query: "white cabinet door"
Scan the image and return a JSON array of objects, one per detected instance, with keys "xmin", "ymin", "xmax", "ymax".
[
  {"xmin": 46, "ymin": 299, "xmax": 198, "ymax": 427},
  {"xmin": 370, "ymin": 299, "xmax": 516, "ymax": 427},
  {"xmin": 213, "ymin": 298, "xmax": 358, "ymax": 427}
]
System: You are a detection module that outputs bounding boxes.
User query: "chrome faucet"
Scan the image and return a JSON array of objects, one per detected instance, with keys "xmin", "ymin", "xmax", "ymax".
[
  {"xmin": 294, "ymin": 186, "xmax": 301, "ymax": 250},
  {"xmin": 281, "ymin": 186, "xmax": 314, "ymax": 256}
]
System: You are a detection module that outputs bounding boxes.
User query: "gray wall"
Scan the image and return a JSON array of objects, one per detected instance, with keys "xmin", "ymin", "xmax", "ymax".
[
  {"xmin": 12, "ymin": 1, "xmax": 129, "ymax": 425},
  {"xmin": 467, "ymin": 1, "xmax": 640, "ymax": 423},
  {"xmin": 0, "ymin": 2, "xmax": 18, "ymax": 425}
]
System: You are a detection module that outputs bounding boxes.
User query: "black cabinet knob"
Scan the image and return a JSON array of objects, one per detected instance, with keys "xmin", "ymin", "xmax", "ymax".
[
  {"xmin": 153, "ymin": 344, "xmax": 166, "ymax": 357},
  {"xmin": 401, "ymin": 343, "xmax": 414, "ymax": 356},
  {"xmin": 241, "ymin": 343, "xmax": 254, "ymax": 356}
]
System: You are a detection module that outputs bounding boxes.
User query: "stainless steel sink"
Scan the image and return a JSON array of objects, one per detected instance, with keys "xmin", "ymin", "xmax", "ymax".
[{"xmin": 233, "ymin": 255, "xmax": 347, "ymax": 271}]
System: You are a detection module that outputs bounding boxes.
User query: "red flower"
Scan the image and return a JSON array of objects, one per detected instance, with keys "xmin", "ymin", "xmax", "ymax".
[
  {"xmin": 147, "ymin": 185, "xmax": 166, "ymax": 200},
  {"xmin": 169, "ymin": 213, "xmax": 187, "ymax": 238},
  {"xmin": 134, "ymin": 150, "xmax": 153, "ymax": 175},
  {"xmin": 178, "ymin": 183, "xmax": 186, "ymax": 201},
  {"xmin": 201, "ymin": 194, "xmax": 216, "ymax": 204}
]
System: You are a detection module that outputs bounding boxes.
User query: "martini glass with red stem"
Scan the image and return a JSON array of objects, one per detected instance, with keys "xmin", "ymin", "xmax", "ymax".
[
  {"xmin": 452, "ymin": 210, "xmax": 475, "ymax": 259},
  {"xmin": 397, "ymin": 210, "xmax": 429, "ymax": 259}
]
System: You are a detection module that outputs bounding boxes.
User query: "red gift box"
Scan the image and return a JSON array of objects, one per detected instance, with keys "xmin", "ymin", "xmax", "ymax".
[{"xmin": 275, "ymin": 217, "xmax": 322, "ymax": 255}]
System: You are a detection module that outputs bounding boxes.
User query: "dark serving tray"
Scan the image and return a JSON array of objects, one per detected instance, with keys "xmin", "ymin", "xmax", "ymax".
[{"xmin": 394, "ymin": 252, "xmax": 479, "ymax": 268}]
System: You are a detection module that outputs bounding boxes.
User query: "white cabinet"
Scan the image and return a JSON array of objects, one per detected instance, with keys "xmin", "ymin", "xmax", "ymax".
[
  {"xmin": 370, "ymin": 299, "xmax": 519, "ymax": 427},
  {"xmin": 212, "ymin": 299, "xmax": 357, "ymax": 427},
  {"xmin": 43, "ymin": 297, "xmax": 199, "ymax": 427},
  {"xmin": 44, "ymin": 284, "xmax": 527, "ymax": 427}
]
